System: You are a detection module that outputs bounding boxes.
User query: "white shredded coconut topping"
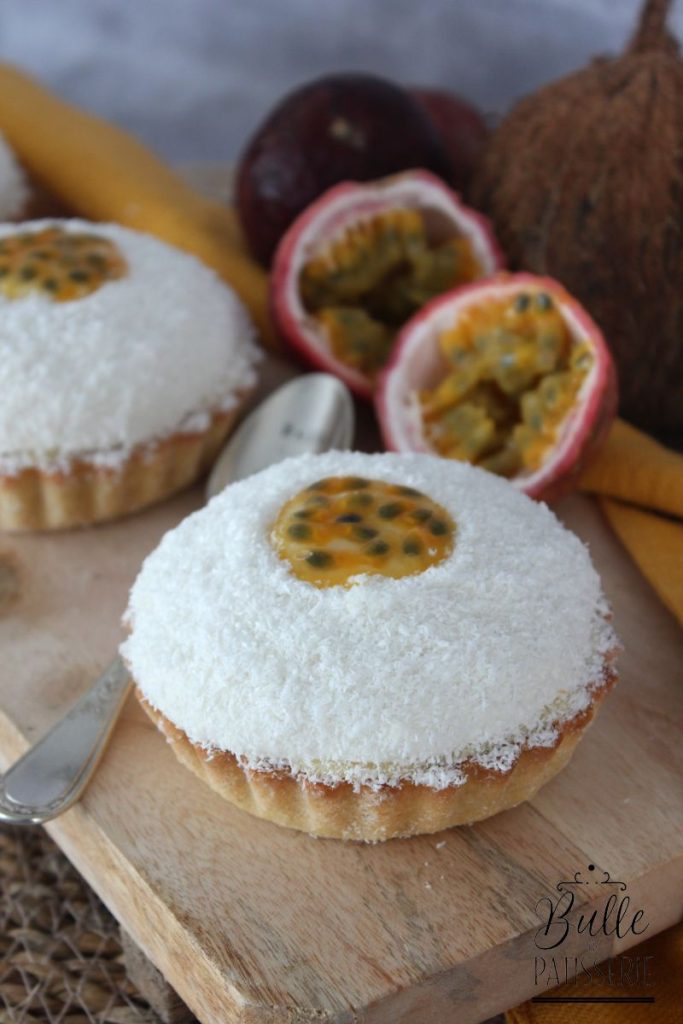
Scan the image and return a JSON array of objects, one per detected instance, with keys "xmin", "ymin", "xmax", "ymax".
[
  {"xmin": 0, "ymin": 132, "xmax": 28, "ymax": 220},
  {"xmin": 122, "ymin": 452, "xmax": 618, "ymax": 791},
  {"xmin": 0, "ymin": 220, "xmax": 260, "ymax": 472}
]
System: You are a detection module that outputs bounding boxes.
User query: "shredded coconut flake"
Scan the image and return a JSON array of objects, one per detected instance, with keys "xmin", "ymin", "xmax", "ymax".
[
  {"xmin": 0, "ymin": 219, "xmax": 261, "ymax": 471},
  {"xmin": 0, "ymin": 133, "xmax": 28, "ymax": 220},
  {"xmin": 122, "ymin": 452, "xmax": 619, "ymax": 790}
]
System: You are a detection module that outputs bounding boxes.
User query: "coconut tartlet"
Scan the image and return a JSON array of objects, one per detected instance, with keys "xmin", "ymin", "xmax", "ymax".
[
  {"xmin": 0, "ymin": 219, "xmax": 261, "ymax": 530},
  {"xmin": 0, "ymin": 131, "xmax": 29, "ymax": 221},
  {"xmin": 122, "ymin": 451, "xmax": 619, "ymax": 841}
]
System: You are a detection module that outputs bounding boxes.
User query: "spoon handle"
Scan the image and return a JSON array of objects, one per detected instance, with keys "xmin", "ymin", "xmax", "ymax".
[{"xmin": 0, "ymin": 656, "xmax": 131, "ymax": 824}]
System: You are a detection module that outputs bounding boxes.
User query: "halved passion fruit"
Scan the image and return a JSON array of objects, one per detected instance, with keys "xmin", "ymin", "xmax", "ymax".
[
  {"xmin": 271, "ymin": 170, "xmax": 503, "ymax": 398},
  {"xmin": 376, "ymin": 274, "xmax": 617, "ymax": 501}
]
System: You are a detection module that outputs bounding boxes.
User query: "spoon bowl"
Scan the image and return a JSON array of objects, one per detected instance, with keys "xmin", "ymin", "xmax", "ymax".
[{"xmin": 207, "ymin": 372, "xmax": 354, "ymax": 498}]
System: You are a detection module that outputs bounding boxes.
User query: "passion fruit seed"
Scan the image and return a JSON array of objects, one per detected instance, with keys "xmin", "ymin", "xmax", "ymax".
[
  {"xmin": 306, "ymin": 550, "xmax": 333, "ymax": 568},
  {"xmin": 349, "ymin": 491, "xmax": 374, "ymax": 507},
  {"xmin": 420, "ymin": 290, "xmax": 593, "ymax": 477},
  {"xmin": 287, "ymin": 523, "xmax": 311, "ymax": 539},
  {"xmin": 352, "ymin": 525, "xmax": 378, "ymax": 540},
  {"xmin": 0, "ymin": 227, "xmax": 127, "ymax": 303},
  {"xmin": 271, "ymin": 476, "xmax": 455, "ymax": 587},
  {"xmin": 377, "ymin": 501, "xmax": 405, "ymax": 519},
  {"xmin": 300, "ymin": 208, "xmax": 482, "ymax": 379}
]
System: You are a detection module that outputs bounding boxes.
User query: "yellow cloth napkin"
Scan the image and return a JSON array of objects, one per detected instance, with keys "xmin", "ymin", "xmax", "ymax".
[
  {"xmin": 580, "ymin": 419, "xmax": 683, "ymax": 621},
  {"xmin": 509, "ymin": 418, "xmax": 683, "ymax": 1021},
  {"xmin": 0, "ymin": 64, "xmax": 277, "ymax": 349}
]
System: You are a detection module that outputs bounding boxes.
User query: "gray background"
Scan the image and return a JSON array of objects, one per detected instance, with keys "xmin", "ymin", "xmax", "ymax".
[{"xmin": 0, "ymin": 0, "xmax": 672, "ymax": 161}]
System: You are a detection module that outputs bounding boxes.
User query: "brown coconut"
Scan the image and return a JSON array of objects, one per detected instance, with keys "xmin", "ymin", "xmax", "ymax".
[{"xmin": 471, "ymin": 0, "xmax": 683, "ymax": 440}]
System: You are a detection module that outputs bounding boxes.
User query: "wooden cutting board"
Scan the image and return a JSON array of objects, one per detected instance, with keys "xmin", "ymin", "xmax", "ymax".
[
  {"xmin": 1, "ymin": 168, "xmax": 682, "ymax": 1023},
  {"xmin": 1, "ymin": 488, "xmax": 682, "ymax": 1024}
]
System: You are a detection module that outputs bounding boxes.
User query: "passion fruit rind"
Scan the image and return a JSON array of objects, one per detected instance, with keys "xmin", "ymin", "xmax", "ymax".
[
  {"xmin": 300, "ymin": 208, "xmax": 482, "ymax": 378},
  {"xmin": 376, "ymin": 273, "xmax": 617, "ymax": 503},
  {"xmin": 271, "ymin": 475, "xmax": 455, "ymax": 587},
  {"xmin": 271, "ymin": 170, "xmax": 504, "ymax": 399},
  {"xmin": 0, "ymin": 226, "xmax": 127, "ymax": 302}
]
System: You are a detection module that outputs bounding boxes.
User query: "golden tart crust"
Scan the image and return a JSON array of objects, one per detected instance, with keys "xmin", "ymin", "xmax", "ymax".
[
  {"xmin": 136, "ymin": 653, "xmax": 617, "ymax": 842},
  {"xmin": 0, "ymin": 405, "xmax": 240, "ymax": 531}
]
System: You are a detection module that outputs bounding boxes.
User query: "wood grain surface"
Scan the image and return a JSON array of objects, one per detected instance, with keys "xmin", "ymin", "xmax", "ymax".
[
  {"xmin": 0, "ymin": 169, "xmax": 681, "ymax": 1023},
  {"xmin": 1, "ymin": 479, "xmax": 682, "ymax": 1023}
]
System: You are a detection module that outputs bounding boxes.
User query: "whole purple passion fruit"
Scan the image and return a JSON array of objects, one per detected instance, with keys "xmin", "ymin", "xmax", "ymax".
[
  {"xmin": 411, "ymin": 87, "xmax": 489, "ymax": 193},
  {"xmin": 235, "ymin": 73, "xmax": 453, "ymax": 266}
]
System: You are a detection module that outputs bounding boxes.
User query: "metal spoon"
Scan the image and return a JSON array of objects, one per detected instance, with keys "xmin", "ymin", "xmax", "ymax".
[{"xmin": 0, "ymin": 373, "xmax": 354, "ymax": 825}]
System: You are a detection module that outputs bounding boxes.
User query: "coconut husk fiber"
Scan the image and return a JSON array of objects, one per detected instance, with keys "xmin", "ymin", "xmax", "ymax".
[{"xmin": 472, "ymin": 0, "xmax": 683, "ymax": 442}]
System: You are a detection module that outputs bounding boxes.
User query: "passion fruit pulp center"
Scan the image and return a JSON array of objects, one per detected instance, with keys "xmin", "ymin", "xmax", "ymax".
[
  {"xmin": 300, "ymin": 209, "xmax": 481, "ymax": 379},
  {"xmin": 0, "ymin": 227, "xmax": 127, "ymax": 303},
  {"xmin": 272, "ymin": 476, "xmax": 455, "ymax": 588},
  {"xmin": 420, "ymin": 290, "xmax": 594, "ymax": 476}
]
